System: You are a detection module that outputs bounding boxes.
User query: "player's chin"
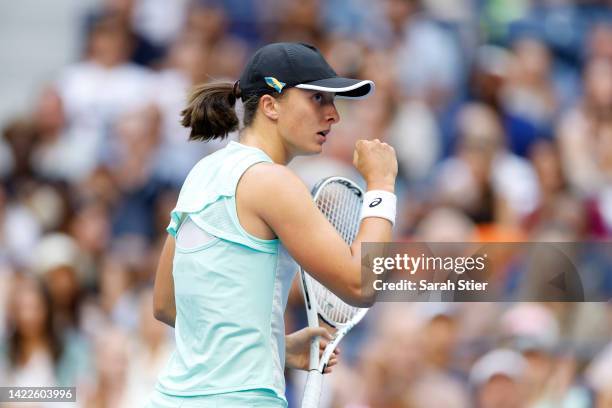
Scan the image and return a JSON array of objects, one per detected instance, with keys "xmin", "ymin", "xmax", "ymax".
[
  {"xmin": 313, "ymin": 136, "xmax": 327, "ymax": 152},
  {"xmin": 300, "ymin": 141, "xmax": 324, "ymax": 156},
  {"xmin": 311, "ymin": 145, "xmax": 324, "ymax": 155}
]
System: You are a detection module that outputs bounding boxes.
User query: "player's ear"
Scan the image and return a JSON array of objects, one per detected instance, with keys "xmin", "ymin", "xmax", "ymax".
[{"xmin": 259, "ymin": 94, "xmax": 280, "ymax": 121}]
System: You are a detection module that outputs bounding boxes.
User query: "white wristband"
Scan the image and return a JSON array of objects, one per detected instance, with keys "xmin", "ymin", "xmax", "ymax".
[{"xmin": 360, "ymin": 190, "xmax": 397, "ymax": 225}]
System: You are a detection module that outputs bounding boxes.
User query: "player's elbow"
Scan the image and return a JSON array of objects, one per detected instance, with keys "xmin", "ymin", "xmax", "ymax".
[
  {"xmin": 153, "ymin": 306, "xmax": 168, "ymax": 323},
  {"xmin": 153, "ymin": 306, "xmax": 165, "ymax": 322},
  {"xmin": 344, "ymin": 282, "xmax": 377, "ymax": 308},
  {"xmin": 153, "ymin": 301, "xmax": 176, "ymax": 326},
  {"xmin": 357, "ymin": 289, "xmax": 377, "ymax": 308},
  {"xmin": 154, "ymin": 309, "xmax": 176, "ymax": 327},
  {"xmin": 335, "ymin": 266, "xmax": 378, "ymax": 307}
]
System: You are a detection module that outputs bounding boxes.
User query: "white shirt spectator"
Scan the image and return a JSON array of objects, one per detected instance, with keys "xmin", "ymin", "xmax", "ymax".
[
  {"xmin": 436, "ymin": 151, "xmax": 540, "ymax": 219},
  {"xmin": 56, "ymin": 61, "xmax": 154, "ymax": 178},
  {"xmin": 5, "ymin": 349, "xmax": 57, "ymax": 387},
  {"xmin": 133, "ymin": 0, "xmax": 188, "ymax": 46},
  {"xmin": 3, "ymin": 203, "xmax": 42, "ymax": 268}
]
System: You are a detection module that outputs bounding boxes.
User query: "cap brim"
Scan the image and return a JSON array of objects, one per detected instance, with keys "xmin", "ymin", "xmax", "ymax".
[{"xmin": 295, "ymin": 78, "xmax": 374, "ymax": 99}]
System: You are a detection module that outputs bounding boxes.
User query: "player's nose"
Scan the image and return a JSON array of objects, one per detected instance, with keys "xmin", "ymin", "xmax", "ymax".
[{"xmin": 325, "ymin": 103, "xmax": 339, "ymax": 125}]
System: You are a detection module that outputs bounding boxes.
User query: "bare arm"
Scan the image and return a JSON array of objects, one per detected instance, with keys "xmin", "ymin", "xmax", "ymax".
[
  {"xmin": 243, "ymin": 140, "xmax": 397, "ymax": 307},
  {"xmin": 153, "ymin": 235, "xmax": 176, "ymax": 327}
]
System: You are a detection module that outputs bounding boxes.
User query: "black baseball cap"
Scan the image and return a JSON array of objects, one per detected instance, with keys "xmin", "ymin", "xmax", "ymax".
[{"xmin": 237, "ymin": 42, "xmax": 374, "ymax": 100}]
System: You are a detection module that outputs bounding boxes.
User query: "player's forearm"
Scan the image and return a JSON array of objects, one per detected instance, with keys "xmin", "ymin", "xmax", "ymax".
[
  {"xmin": 153, "ymin": 290, "xmax": 176, "ymax": 327},
  {"xmin": 344, "ymin": 212, "xmax": 394, "ymax": 305}
]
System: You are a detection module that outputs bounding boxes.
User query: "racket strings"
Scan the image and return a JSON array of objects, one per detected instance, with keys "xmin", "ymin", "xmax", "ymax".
[{"xmin": 305, "ymin": 180, "xmax": 364, "ymax": 326}]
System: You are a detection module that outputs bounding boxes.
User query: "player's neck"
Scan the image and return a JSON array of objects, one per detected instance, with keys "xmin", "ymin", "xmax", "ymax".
[{"xmin": 239, "ymin": 125, "xmax": 292, "ymax": 165}]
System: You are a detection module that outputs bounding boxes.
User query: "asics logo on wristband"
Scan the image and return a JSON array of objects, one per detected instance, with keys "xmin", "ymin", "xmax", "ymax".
[
  {"xmin": 361, "ymin": 190, "xmax": 397, "ymax": 225},
  {"xmin": 369, "ymin": 198, "xmax": 382, "ymax": 207}
]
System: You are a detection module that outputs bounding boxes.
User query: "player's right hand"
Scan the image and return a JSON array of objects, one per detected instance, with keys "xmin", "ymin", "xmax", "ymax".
[{"xmin": 353, "ymin": 139, "xmax": 398, "ymax": 192}]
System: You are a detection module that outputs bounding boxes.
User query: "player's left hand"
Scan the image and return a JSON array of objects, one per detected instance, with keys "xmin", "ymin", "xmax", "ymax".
[{"xmin": 285, "ymin": 327, "xmax": 340, "ymax": 374}]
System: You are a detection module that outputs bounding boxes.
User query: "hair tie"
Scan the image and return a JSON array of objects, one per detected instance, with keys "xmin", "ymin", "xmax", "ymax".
[{"xmin": 233, "ymin": 80, "xmax": 242, "ymax": 99}]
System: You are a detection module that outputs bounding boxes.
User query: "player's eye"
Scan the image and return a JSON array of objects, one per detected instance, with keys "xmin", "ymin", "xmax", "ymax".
[{"xmin": 312, "ymin": 93, "xmax": 323, "ymax": 103}]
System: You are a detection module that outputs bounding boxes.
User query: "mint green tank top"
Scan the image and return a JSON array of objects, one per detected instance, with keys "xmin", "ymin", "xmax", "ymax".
[{"xmin": 155, "ymin": 141, "xmax": 297, "ymax": 404}]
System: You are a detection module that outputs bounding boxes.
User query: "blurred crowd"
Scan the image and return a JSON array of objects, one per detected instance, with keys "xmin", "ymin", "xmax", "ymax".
[{"xmin": 2, "ymin": 0, "xmax": 612, "ymax": 406}]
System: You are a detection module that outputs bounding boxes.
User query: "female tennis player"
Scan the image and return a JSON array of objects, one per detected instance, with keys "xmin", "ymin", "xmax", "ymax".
[{"xmin": 150, "ymin": 42, "xmax": 398, "ymax": 407}]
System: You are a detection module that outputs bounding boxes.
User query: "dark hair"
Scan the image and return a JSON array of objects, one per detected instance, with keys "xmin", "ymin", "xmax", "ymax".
[
  {"xmin": 7, "ymin": 279, "xmax": 63, "ymax": 368},
  {"xmin": 180, "ymin": 82, "xmax": 282, "ymax": 142}
]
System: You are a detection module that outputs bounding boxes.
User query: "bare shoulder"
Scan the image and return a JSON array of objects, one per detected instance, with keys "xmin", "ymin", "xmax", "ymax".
[
  {"xmin": 240, "ymin": 162, "xmax": 310, "ymax": 197},
  {"xmin": 238, "ymin": 162, "xmax": 314, "ymax": 222}
]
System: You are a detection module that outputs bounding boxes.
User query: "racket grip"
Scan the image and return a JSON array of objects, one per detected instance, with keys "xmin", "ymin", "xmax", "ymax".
[{"xmin": 301, "ymin": 370, "xmax": 323, "ymax": 408}]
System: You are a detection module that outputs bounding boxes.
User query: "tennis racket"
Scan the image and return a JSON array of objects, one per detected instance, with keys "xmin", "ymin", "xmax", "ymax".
[{"xmin": 300, "ymin": 176, "xmax": 370, "ymax": 408}]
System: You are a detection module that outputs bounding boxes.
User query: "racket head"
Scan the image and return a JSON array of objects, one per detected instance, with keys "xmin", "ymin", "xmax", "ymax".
[{"xmin": 300, "ymin": 176, "xmax": 368, "ymax": 328}]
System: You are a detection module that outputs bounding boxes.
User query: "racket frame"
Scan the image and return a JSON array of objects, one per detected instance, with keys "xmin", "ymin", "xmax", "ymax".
[{"xmin": 299, "ymin": 176, "xmax": 369, "ymax": 374}]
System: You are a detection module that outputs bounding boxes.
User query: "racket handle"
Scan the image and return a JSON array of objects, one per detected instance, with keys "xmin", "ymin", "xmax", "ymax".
[{"xmin": 301, "ymin": 370, "xmax": 323, "ymax": 408}]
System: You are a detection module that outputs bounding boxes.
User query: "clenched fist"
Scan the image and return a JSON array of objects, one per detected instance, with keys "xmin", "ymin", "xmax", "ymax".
[{"xmin": 353, "ymin": 139, "xmax": 398, "ymax": 192}]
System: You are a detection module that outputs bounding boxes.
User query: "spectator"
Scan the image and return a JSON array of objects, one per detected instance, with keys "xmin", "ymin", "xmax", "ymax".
[
  {"xmin": 470, "ymin": 348, "xmax": 527, "ymax": 408},
  {"xmin": 30, "ymin": 234, "xmax": 86, "ymax": 334},
  {"xmin": 151, "ymin": 31, "xmax": 224, "ymax": 186},
  {"xmin": 56, "ymin": 12, "xmax": 154, "ymax": 181},
  {"xmin": 500, "ymin": 36, "xmax": 558, "ymax": 156},
  {"xmin": 106, "ymin": 105, "xmax": 163, "ymax": 239},
  {"xmin": 82, "ymin": 326, "xmax": 131, "ymax": 408},
  {"xmin": 557, "ymin": 57, "xmax": 612, "ymax": 196},
  {"xmin": 586, "ymin": 342, "xmax": 612, "ymax": 408},
  {"xmin": 391, "ymin": 0, "xmax": 464, "ymax": 109},
  {"xmin": 29, "ymin": 86, "xmax": 76, "ymax": 183},
  {"xmin": 2, "ymin": 119, "xmax": 38, "ymax": 188},
  {"xmin": 1, "ymin": 277, "xmax": 62, "ymax": 387},
  {"xmin": 435, "ymin": 103, "xmax": 540, "ymax": 227},
  {"xmin": 0, "ymin": 179, "xmax": 42, "ymax": 268},
  {"xmin": 85, "ymin": 0, "xmax": 166, "ymax": 67},
  {"xmin": 123, "ymin": 289, "xmax": 172, "ymax": 406}
]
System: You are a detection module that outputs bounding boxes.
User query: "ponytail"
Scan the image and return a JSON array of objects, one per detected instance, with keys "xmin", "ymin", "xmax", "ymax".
[{"xmin": 180, "ymin": 82, "xmax": 239, "ymax": 142}]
